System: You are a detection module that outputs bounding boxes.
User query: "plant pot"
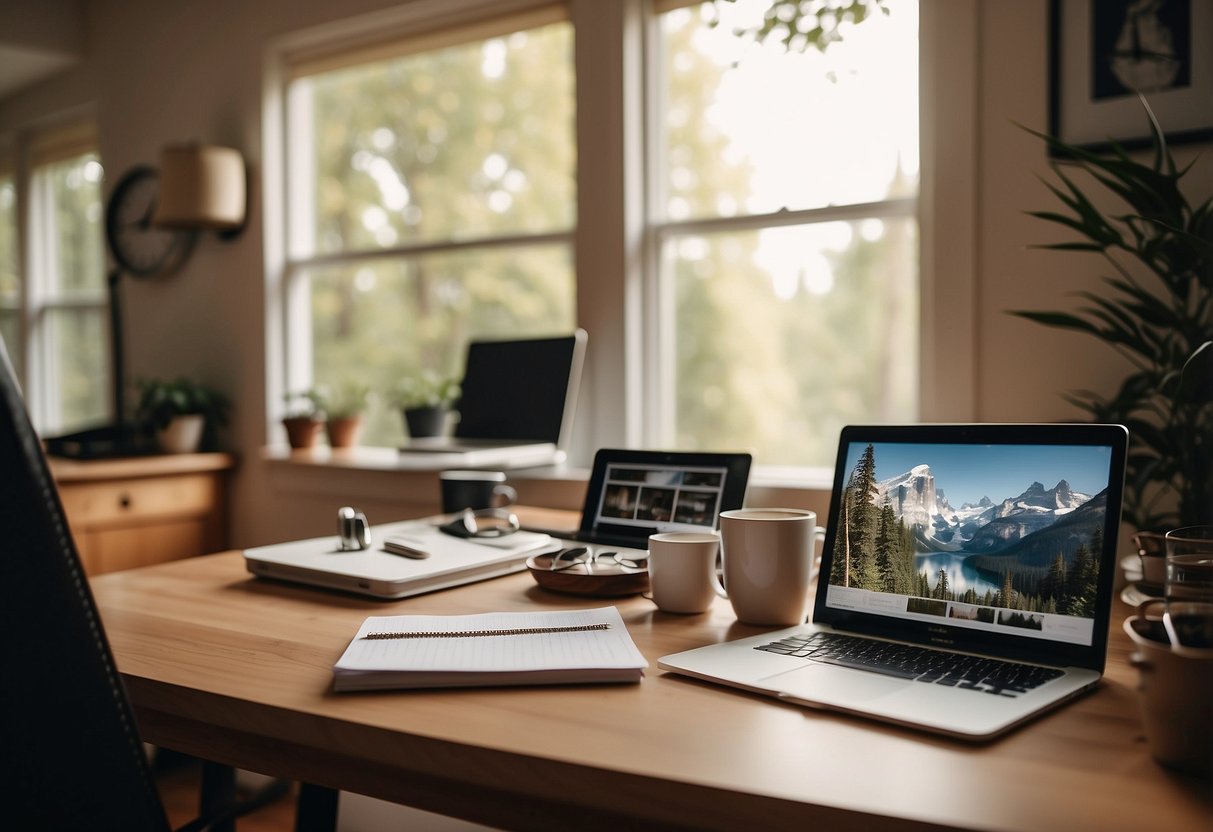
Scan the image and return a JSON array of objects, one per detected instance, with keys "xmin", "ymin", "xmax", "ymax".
[
  {"xmin": 326, "ymin": 415, "xmax": 363, "ymax": 448},
  {"xmin": 403, "ymin": 406, "xmax": 447, "ymax": 439},
  {"xmin": 158, "ymin": 414, "xmax": 205, "ymax": 454},
  {"xmin": 282, "ymin": 416, "xmax": 322, "ymax": 449}
]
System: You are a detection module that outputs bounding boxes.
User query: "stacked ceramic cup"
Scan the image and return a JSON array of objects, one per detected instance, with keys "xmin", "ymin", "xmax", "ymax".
[{"xmin": 1124, "ymin": 525, "xmax": 1213, "ymax": 775}]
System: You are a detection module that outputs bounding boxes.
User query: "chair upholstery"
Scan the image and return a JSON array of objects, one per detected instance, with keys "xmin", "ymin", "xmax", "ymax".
[{"xmin": 0, "ymin": 348, "xmax": 172, "ymax": 829}]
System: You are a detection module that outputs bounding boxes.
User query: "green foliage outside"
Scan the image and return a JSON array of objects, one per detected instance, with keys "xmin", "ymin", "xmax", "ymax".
[
  {"xmin": 302, "ymin": 22, "xmax": 576, "ymax": 446},
  {"xmin": 43, "ymin": 154, "xmax": 108, "ymax": 432},
  {"xmin": 663, "ymin": 5, "xmax": 916, "ymax": 465},
  {"xmin": 300, "ymin": 2, "xmax": 916, "ymax": 461},
  {"xmin": 0, "ymin": 176, "xmax": 20, "ymax": 369}
]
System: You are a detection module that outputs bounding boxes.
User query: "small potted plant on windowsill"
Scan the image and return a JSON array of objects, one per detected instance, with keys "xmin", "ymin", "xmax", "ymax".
[
  {"xmin": 135, "ymin": 377, "xmax": 230, "ymax": 454},
  {"xmin": 282, "ymin": 389, "xmax": 325, "ymax": 450},
  {"xmin": 312, "ymin": 383, "xmax": 371, "ymax": 448},
  {"xmin": 391, "ymin": 372, "xmax": 460, "ymax": 439}
]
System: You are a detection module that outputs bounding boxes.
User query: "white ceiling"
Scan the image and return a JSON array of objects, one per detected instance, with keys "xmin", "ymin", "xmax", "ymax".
[
  {"xmin": 0, "ymin": 0, "xmax": 85, "ymax": 102},
  {"xmin": 0, "ymin": 42, "xmax": 79, "ymax": 99}
]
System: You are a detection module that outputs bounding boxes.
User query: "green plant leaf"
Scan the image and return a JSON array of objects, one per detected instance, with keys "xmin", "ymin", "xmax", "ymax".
[{"xmin": 1178, "ymin": 341, "xmax": 1213, "ymax": 404}]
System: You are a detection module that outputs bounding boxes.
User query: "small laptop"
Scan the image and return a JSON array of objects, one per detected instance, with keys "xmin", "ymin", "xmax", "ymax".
[
  {"xmin": 551, "ymin": 448, "xmax": 752, "ymax": 551},
  {"xmin": 244, "ymin": 519, "xmax": 557, "ymax": 599},
  {"xmin": 659, "ymin": 423, "xmax": 1128, "ymax": 740},
  {"xmin": 397, "ymin": 331, "xmax": 586, "ymax": 469}
]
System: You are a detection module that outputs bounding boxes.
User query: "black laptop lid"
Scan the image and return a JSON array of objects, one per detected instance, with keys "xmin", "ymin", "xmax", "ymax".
[
  {"xmin": 454, "ymin": 331, "xmax": 586, "ymax": 444},
  {"xmin": 577, "ymin": 449, "xmax": 752, "ymax": 547},
  {"xmin": 813, "ymin": 424, "xmax": 1128, "ymax": 671}
]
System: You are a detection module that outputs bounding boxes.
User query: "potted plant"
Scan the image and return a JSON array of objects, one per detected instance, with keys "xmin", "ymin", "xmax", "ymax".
[
  {"xmin": 134, "ymin": 377, "xmax": 230, "ymax": 454},
  {"xmin": 282, "ymin": 389, "xmax": 325, "ymax": 450},
  {"xmin": 1014, "ymin": 97, "xmax": 1212, "ymax": 533},
  {"xmin": 391, "ymin": 371, "xmax": 461, "ymax": 439},
  {"xmin": 312, "ymin": 383, "xmax": 371, "ymax": 448}
]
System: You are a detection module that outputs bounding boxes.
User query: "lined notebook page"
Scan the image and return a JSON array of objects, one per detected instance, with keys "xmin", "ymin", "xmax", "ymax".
[{"xmin": 334, "ymin": 607, "xmax": 646, "ymax": 675}]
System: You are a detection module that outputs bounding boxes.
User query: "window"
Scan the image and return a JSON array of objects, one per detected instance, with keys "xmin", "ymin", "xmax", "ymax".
[
  {"xmin": 283, "ymin": 8, "xmax": 576, "ymax": 447},
  {"xmin": 0, "ymin": 125, "xmax": 109, "ymax": 433},
  {"xmin": 275, "ymin": 0, "xmax": 918, "ymax": 468},
  {"xmin": 0, "ymin": 166, "xmax": 17, "ymax": 371},
  {"xmin": 649, "ymin": 0, "xmax": 918, "ymax": 468}
]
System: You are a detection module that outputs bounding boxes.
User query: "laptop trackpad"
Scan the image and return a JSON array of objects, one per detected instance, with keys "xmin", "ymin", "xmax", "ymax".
[{"xmin": 759, "ymin": 662, "xmax": 904, "ymax": 703}]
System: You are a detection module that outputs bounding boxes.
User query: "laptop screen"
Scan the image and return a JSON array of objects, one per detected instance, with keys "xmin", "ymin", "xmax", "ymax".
[
  {"xmin": 454, "ymin": 332, "xmax": 585, "ymax": 444},
  {"xmin": 579, "ymin": 449, "xmax": 752, "ymax": 542},
  {"xmin": 814, "ymin": 424, "xmax": 1128, "ymax": 669}
]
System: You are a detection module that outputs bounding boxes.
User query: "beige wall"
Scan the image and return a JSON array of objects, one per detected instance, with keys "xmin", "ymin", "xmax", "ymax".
[{"xmin": 1, "ymin": 0, "xmax": 1209, "ymax": 548}]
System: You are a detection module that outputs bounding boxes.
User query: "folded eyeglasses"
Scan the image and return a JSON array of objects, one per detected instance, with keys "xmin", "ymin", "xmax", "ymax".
[
  {"xmin": 438, "ymin": 507, "xmax": 521, "ymax": 539},
  {"xmin": 547, "ymin": 547, "xmax": 649, "ymax": 572}
]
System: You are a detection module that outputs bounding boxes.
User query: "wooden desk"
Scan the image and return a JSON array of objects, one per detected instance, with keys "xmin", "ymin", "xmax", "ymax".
[{"xmin": 91, "ymin": 537, "xmax": 1212, "ymax": 830}]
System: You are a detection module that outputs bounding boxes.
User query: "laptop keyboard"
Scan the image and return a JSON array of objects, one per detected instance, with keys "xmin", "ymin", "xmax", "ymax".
[{"xmin": 756, "ymin": 632, "xmax": 1063, "ymax": 697}]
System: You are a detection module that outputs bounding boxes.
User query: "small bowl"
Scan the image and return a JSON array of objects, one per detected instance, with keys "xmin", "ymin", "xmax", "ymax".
[{"xmin": 525, "ymin": 552, "xmax": 650, "ymax": 597}]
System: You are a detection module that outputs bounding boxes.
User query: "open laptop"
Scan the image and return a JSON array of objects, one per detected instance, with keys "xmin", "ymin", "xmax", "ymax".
[
  {"xmin": 556, "ymin": 448, "xmax": 753, "ymax": 550},
  {"xmin": 659, "ymin": 423, "xmax": 1128, "ymax": 740},
  {"xmin": 398, "ymin": 330, "xmax": 587, "ymax": 469}
]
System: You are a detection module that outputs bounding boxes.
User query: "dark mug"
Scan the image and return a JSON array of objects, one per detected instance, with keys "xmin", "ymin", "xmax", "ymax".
[{"xmin": 440, "ymin": 470, "xmax": 517, "ymax": 514}]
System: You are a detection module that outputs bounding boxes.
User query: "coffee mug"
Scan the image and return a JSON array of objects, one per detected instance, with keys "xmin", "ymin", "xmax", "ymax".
[
  {"xmin": 718, "ymin": 508, "xmax": 826, "ymax": 626},
  {"xmin": 1124, "ymin": 615, "xmax": 1213, "ymax": 774},
  {"xmin": 439, "ymin": 470, "xmax": 517, "ymax": 514},
  {"xmin": 647, "ymin": 532, "xmax": 722, "ymax": 614}
]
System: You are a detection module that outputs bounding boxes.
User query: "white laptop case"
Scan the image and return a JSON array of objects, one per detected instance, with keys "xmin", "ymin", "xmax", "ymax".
[
  {"xmin": 659, "ymin": 423, "xmax": 1128, "ymax": 740},
  {"xmin": 244, "ymin": 519, "xmax": 555, "ymax": 599}
]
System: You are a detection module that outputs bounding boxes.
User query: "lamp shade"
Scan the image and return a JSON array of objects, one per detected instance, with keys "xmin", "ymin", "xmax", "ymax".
[{"xmin": 153, "ymin": 143, "xmax": 246, "ymax": 230}]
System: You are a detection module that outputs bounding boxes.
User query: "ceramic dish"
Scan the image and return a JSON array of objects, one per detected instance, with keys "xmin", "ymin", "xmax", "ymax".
[
  {"xmin": 526, "ymin": 551, "xmax": 650, "ymax": 597},
  {"xmin": 1119, "ymin": 555, "xmax": 1144, "ymax": 584},
  {"xmin": 1120, "ymin": 583, "xmax": 1164, "ymax": 608}
]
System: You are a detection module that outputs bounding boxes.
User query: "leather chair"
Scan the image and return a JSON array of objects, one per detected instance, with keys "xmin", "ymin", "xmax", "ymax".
[{"xmin": 0, "ymin": 339, "xmax": 336, "ymax": 831}]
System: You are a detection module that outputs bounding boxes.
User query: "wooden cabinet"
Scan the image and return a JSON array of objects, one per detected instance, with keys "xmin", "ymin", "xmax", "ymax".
[{"xmin": 49, "ymin": 453, "xmax": 235, "ymax": 575}]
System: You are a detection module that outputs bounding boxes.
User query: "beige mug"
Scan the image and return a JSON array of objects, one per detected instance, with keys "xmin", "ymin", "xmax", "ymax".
[
  {"xmin": 718, "ymin": 508, "xmax": 826, "ymax": 626},
  {"xmin": 647, "ymin": 532, "xmax": 722, "ymax": 614}
]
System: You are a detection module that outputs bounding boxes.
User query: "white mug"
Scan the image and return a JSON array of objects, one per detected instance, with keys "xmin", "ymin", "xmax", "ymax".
[
  {"xmin": 647, "ymin": 532, "xmax": 722, "ymax": 614},
  {"xmin": 718, "ymin": 508, "xmax": 825, "ymax": 626}
]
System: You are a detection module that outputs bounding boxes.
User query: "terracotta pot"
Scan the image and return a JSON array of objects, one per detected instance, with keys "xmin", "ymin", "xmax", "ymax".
[
  {"xmin": 325, "ymin": 415, "xmax": 363, "ymax": 448},
  {"xmin": 282, "ymin": 416, "xmax": 322, "ymax": 449}
]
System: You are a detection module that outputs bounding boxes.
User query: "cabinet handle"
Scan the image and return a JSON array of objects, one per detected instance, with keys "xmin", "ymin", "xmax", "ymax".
[{"xmin": 119, "ymin": 493, "xmax": 132, "ymax": 509}]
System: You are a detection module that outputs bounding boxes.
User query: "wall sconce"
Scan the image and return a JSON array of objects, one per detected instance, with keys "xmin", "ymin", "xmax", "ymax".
[{"xmin": 153, "ymin": 142, "xmax": 247, "ymax": 239}]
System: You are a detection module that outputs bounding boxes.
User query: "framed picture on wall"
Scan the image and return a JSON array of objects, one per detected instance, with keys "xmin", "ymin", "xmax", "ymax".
[{"xmin": 1048, "ymin": 0, "xmax": 1213, "ymax": 154}]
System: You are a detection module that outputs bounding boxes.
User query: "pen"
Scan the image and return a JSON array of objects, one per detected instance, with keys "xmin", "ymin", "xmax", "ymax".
[{"xmin": 382, "ymin": 535, "xmax": 431, "ymax": 559}]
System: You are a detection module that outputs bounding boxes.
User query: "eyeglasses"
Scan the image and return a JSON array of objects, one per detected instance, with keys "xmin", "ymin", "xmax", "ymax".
[
  {"xmin": 548, "ymin": 547, "xmax": 649, "ymax": 572},
  {"xmin": 438, "ymin": 508, "xmax": 520, "ymax": 539}
]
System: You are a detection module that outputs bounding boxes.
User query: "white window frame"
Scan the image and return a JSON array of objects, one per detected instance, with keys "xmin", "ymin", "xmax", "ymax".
[
  {"xmin": 269, "ymin": 1, "xmax": 578, "ymax": 434},
  {"xmin": 262, "ymin": 0, "xmax": 979, "ymax": 469},
  {"xmin": 0, "ymin": 119, "xmax": 110, "ymax": 433}
]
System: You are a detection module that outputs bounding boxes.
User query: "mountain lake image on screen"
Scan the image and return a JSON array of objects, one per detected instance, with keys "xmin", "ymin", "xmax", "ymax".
[{"xmin": 825, "ymin": 441, "xmax": 1116, "ymax": 648}]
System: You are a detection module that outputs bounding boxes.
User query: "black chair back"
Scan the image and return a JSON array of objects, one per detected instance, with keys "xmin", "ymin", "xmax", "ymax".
[{"xmin": 0, "ymin": 339, "xmax": 171, "ymax": 830}]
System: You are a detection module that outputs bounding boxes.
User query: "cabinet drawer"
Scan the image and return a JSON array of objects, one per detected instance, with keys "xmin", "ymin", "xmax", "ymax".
[{"xmin": 58, "ymin": 474, "xmax": 218, "ymax": 528}]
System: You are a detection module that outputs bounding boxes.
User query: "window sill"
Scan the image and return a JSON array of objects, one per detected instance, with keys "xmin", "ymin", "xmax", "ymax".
[{"xmin": 260, "ymin": 445, "xmax": 834, "ymax": 517}]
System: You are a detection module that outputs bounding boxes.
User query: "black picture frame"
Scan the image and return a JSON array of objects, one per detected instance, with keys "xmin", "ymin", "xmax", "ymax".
[{"xmin": 1048, "ymin": 0, "xmax": 1213, "ymax": 155}]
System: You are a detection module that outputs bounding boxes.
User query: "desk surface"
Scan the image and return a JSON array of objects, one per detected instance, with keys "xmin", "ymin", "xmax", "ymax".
[{"xmin": 91, "ymin": 527, "xmax": 1212, "ymax": 831}]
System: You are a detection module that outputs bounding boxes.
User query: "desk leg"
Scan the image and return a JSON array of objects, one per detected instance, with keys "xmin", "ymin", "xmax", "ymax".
[
  {"xmin": 296, "ymin": 782, "xmax": 339, "ymax": 832},
  {"xmin": 199, "ymin": 761, "xmax": 237, "ymax": 832}
]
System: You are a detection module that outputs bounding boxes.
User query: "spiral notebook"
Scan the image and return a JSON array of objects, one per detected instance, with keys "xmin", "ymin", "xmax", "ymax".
[{"xmin": 332, "ymin": 606, "xmax": 647, "ymax": 691}]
